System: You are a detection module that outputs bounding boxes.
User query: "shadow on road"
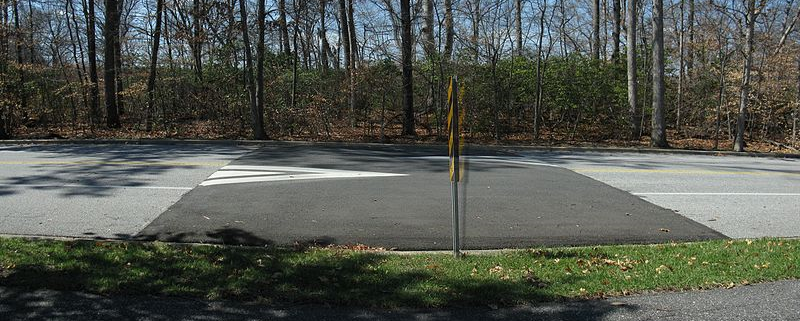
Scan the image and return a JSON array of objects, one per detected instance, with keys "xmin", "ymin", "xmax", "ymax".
[{"xmin": 0, "ymin": 144, "xmax": 245, "ymax": 198}]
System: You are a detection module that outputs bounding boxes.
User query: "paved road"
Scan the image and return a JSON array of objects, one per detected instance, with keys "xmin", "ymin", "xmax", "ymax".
[
  {"xmin": 3, "ymin": 142, "xmax": 797, "ymax": 249},
  {"xmin": 0, "ymin": 144, "xmax": 248, "ymax": 238},
  {"xmin": 2, "ymin": 280, "xmax": 798, "ymax": 320},
  {"xmin": 517, "ymin": 151, "xmax": 800, "ymax": 239},
  {"xmin": 137, "ymin": 144, "xmax": 720, "ymax": 249}
]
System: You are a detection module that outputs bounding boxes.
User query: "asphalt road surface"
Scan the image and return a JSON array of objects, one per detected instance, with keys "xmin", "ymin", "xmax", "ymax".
[
  {"xmin": 516, "ymin": 150, "xmax": 800, "ymax": 239},
  {"xmin": 0, "ymin": 144, "xmax": 248, "ymax": 239},
  {"xmin": 137, "ymin": 144, "xmax": 721, "ymax": 249},
  {"xmin": 3, "ymin": 142, "xmax": 796, "ymax": 249}
]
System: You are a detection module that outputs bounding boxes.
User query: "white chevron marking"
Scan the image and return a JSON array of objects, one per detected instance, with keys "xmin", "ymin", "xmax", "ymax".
[{"xmin": 200, "ymin": 165, "xmax": 407, "ymax": 186}]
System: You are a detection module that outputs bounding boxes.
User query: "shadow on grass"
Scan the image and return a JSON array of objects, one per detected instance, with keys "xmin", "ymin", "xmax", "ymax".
[{"xmin": 0, "ymin": 230, "xmax": 636, "ymax": 320}]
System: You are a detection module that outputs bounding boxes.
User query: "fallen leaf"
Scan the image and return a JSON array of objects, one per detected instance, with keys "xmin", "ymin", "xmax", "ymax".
[
  {"xmin": 655, "ymin": 265, "xmax": 672, "ymax": 274},
  {"xmin": 489, "ymin": 265, "xmax": 504, "ymax": 274}
]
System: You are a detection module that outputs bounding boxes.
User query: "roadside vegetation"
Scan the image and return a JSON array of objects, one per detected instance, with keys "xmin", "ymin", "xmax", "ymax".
[
  {"xmin": 1, "ymin": 1, "xmax": 798, "ymax": 154},
  {"xmin": 1, "ymin": 237, "xmax": 797, "ymax": 307}
]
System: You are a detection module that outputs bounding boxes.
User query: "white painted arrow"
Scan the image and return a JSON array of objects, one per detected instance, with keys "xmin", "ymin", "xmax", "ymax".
[{"xmin": 199, "ymin": 165, "xmax": 407, "ymax": 186}]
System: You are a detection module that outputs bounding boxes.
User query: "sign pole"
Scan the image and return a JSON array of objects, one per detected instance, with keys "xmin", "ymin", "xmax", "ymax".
[{"xmin": 449, "ymin": 76, "xmax": 461, "ymax": 258}]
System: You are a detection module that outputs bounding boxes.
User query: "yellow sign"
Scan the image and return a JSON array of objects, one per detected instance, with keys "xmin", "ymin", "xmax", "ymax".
[{"xmin": 447, "ymin": 77, "xmax": 464, "ymax": 181}]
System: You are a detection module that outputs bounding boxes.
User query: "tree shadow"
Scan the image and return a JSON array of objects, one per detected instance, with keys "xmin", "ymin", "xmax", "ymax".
[
  {"xmin": 0, "ymin": 229, "xmax": 637, "ymax": 320},
  {"xmin": 0, "ymin": 143, "xmax": 247, "ymax": 198}
]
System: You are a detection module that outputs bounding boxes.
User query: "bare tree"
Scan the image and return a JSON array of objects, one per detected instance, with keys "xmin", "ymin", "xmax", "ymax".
[
  {"xmin": 346, "ymin": 0, "xmax": 357, "ymax": 64},
  {"xmin": 319, "ymin": 0, "xmax": 329, "ymax": 71},
  {"xmin": 515, "ymin": 0, "xmax": 523, "ymax": 53},
  {"xmin": 86, "ymin": 0, "xmax": 100, "ymax": 126},
  {"xmin": 627, "ymin": 0, "xmax": 639, "ymax": 139},
  {"xmin": 734, "ymin": 0, "xmax": 758, "ymax": 152},
  {"xmin": 533, "ymin": 0, "xmax": 548, "ymax": 140},
  {"xmin": 104, "ymin": 0, "xmax": 121, "ymax": 128},
  {"xmin": 146, "ymin": 0, "xmax": 164, "ymax": 132},
  {"xmin": 239, "ymin": 0, "xmax": 266, "ymax": 139},
  {"xmin": 256, "ymin": 0, "xmax": 268, "ymax": 136},
  {"xmin": 612, "ymin": 0, "xmax": 620, "ymax": 61},
  {"xmin": 422, "ymin": 0, "xmax": 435, "ymax": 57},
  {"xmin": 651, "ymin": 0, "xmax": 668, "ymax": 147},
  {"xmin": 443, "ymin": 0, "xmax": 454, "ymax": 61},
  {"xmin": 279, "ymin": 0, "xmax": 290, "ymax": 57},
  {"xmin": 686, "ymin": 0, "xmax": 694, "ymax": 72},
  {"xmin": 593, "ymin": 0, "xmax": 600, "ymax": 60},
  {"xmin": 676, "ymin": 0, "xmax": 684, "ymax": 133},
  {"xmin": 401, "ymin": 0, "xmax": 414, "ymax": 135},
  {"xmin": 12, "ymin": 0, "xmax": 26, "ymax": 120},
  {"xmin": 338, "ymin": 0, "xmax": 349, "ymax": 69},
  {"xmin": 192, "ymin": 0, "xmax": 203, "ymax": 80}
]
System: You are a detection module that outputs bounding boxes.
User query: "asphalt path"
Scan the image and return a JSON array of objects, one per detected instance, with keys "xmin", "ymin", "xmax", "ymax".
[
  {"xmin": 517, "ymin": 151, "xmax": 800, "ymax": 239},
  {"xmin": 3, "ymin": 280, "xmax": 799, "ymax": 320},
  {"xmin": 137, "ymin": 144, "xmax": 721, "ymax": 249},
  {"xmin": 0, "ymin": 144, "xmax": 248, "ymax": 238}
]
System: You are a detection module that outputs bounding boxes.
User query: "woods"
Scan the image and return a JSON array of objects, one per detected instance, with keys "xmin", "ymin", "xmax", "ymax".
[{"xmin": 0, "ymin": 0, "xmax": 798, "ymax": 152}]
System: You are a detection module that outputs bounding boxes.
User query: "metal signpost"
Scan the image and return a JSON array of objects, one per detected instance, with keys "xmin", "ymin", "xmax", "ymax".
[{"xmin": 447, "ymin": 76, "xmax": 462, "ymax": 258}]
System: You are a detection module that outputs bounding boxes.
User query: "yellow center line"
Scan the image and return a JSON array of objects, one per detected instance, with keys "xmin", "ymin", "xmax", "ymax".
[
  {"xmin": 0, "ymin": 160, "xmax": 228, "ymax": 167},
  {"xmin": 570, "ymin": 167, "xmax": 799, "ymax": 176}
]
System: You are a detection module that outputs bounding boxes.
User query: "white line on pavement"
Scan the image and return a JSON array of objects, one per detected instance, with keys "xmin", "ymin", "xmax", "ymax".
[
  {"xmin": 199, "ymin": 165, "xmax": 408, "ymax": 186},
  {"xmin": 406, "ymin": 156, "xmax": 561, "ymax": 167},
  {"xmin": 633, "ymin": 192, "xmax": 800, "ymax": 196}
]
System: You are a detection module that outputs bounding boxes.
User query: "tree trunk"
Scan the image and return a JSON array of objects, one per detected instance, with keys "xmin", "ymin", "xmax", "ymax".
[
  {"xmin": 533, "ymin": 0, "xmax": 547, "ymax": 141},
  {"xmin": 347, "ymin": 0, "xmax": 357, "ymax": 66},
  {"xmin": 338, "ymin": 0, "xmax": 350, "ymax": 70},
  {"xmin": 471, "ymin": 0, "xmax": 480, "ymax": 62},
  {"xmin": 192, "ymin": 0, "xmax": 203, "ymax": 80},
  {"xmin": 13, "ymin": 0, "xmax": 26, "ymax": 123},
  {"xmin": 714, "ymin": 45, "xmax": 726, "ymax": 150},
  {"xmin": 423, "ymin": 0, "xmax": 435, "ymax": 57},
  {"xmin": 676, "ymin": 0, "xmax": 684, "ymax": 134},
  {"xmin": 239, "ymin": 0, "xmax": 265, "ymax": 139},
  {"xmin": 611, "ymin": 0, "xmax": 620, "ymax": 61},
  {"xmin": 0, "ymin": 0, "xmax": 6, "ymax": 138},
  {"xmin": 103, "ymin": 0, "xmax": 121, "ymax": 128},
  {"xmin": 651, "ymin": 0, "xmax": 668, "ymax": 147},
  {"xmin": 593, "ymin": 0, "xmax": 600, "ymax": 60},
  {"xmin": 256, "ymin": 0, "xmax": 268, "ymax": 137},
  {"xmin": 401, "ymin": 0, "xmax": 414, "ymax": 136},
  {"xmin": 627, "ymin": 0, "xmax": 639, "ymax": 139},
  {"xmin": 145, "ymin": 0, "xmax": 163, "ymax": 132},
  {"xmin": 687, "ymin": 0, "xmax": 694, "ymax": 73},
  {"xmin": 114, "ymin": 0, "xmax": 124, "ymax": 115},
  {"xmin": 86, "ymin": 0, "xmax": 100, "ymax": 127},
  {"xmin": 734, "ymin": 0, "xmax": 756, "ymax": 152},
  {"xmin": 515, "ymin": 0, "xmax": 522, "ymax": 54},
  {"xmin": 443, "ymin": 0, "xmax": 453, "ymax": 61},
  {"xmin": 66, "ymin": 0, "xmax": 89, "ymax": 127},
  {"xmin": 278, "ymin": 0, "xmax": 290, "ymax": 58},
  {"xmin": 795, "ymin": 57, "xmax": 799, "ymax": 148},
  {"xmin": 319, "ymin": 0, "xmax": 329, "ymax": 72}
]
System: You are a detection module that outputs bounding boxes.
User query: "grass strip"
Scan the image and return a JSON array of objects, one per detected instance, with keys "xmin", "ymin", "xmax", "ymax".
[{"xmin": 0, "ymin": 237, "xmax": 797, "ymax": 307}]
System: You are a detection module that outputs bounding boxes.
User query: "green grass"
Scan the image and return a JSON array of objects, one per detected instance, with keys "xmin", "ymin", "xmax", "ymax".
[{"xmin": 0, "ymin": 237, "xmax": 798, "ymax": 307}]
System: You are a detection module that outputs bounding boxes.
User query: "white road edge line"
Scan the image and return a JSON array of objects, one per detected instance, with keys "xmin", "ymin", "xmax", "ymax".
[
  {"xmin": 405, "ymin": 156, "xmax": 561, "ymax": 168},
  {"xmin": 633, "ymin": 192, "xmax": 800, "ymax": 196},
  {"xmin": 0, "ymin": 183, "xmax": 192, "ymax": 191}
]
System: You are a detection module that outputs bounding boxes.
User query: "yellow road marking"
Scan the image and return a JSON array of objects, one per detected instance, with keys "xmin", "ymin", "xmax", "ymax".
[
  {"xmin": 571, "ymin": 167, "xmax": 799, "ymax": 176},
  {"xmin": 0, "ymin": 160, "xmax": 227, "ymax": 167}
]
